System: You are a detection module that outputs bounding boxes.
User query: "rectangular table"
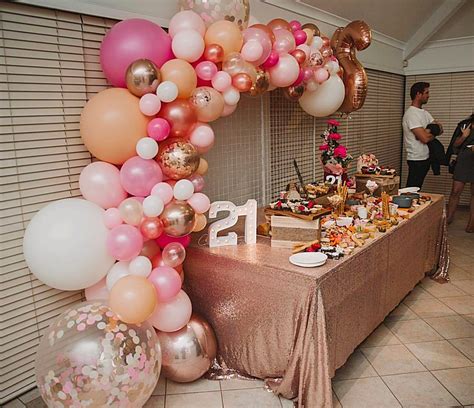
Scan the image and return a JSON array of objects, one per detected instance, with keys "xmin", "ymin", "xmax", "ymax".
[{"xmin": 184, "ymin": 195, "xmax": 446, "ymax": 408}]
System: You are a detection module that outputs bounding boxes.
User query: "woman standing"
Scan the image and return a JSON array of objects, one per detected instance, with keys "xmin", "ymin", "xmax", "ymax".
[{"xmin": 447, "ymin": 114, "xmax": 474, "ymax": 232}]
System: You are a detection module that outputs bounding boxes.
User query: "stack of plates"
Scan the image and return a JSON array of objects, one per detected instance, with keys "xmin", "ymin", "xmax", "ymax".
[{"xmin": 289, "ymin": 252, "xmax": 328, "ymax": 268}]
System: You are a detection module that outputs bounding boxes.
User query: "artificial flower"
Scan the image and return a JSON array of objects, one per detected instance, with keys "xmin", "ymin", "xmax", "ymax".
[
  {"xmin": 334, "ymin": 145, "xmax": 347, "ymax": 158},
  {"xmin": 319, "ymin": 144, "xmax": 329, "ymax": 151},
  {"xmin": 327, "ymin": 119, "xmax": 340, "ymax": 127}
]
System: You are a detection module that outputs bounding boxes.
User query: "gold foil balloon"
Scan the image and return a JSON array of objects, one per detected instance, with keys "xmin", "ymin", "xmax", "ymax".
[
  {"xmin": 126, "ymin": 59, "xmax": 161, "ymax": 97},
  {"xmin": 157, "ymin": 138, "xmax": 200, "ymax": 180},
  {"xmin": 156, "ymin": 313, "xmax": 217, "ymax": 382},
  {"xmin": 283, "ymin": 84, "xmax": 305, "ymax": 101},
  {"xmin": 160, "ymin": 200, "xmax": 196, "ymax": 237},
  {"xmin": 190, "ymin": 86, "xmax": 225, "ymax": 122},
  {"xmin": 35, "ymin": 302, "xmax": 161, "ymax": 407},
  {"xmin": 246, "ymin": 68, "xmax": 270, "ymax": 97},
  {"xmin": 331, "ymin": 21, "xmax": 372, "ymax": 114},
  {"xmin": 302, "ymin": 23, "xmax": 321, "ymax": 38}
]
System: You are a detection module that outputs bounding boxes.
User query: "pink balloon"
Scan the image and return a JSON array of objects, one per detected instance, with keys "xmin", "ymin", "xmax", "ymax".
[
  {"xmin": 221, "ymin": 103, "xmax": 238, "ymax": 117},
  {"xmin": 85, "ymin": 277, "xmax": 109, "ymax": 301},
  {"xmin": 293, "ymin": 68, "xmax": 305, "ymax": 86},
  {"xmin": 241, "ymin": 40, "xmax": 264, "ymax": 62},
  {"xmin": 148, "ymin": 266, "xmax": 182, "ymax": 302},
  {"xmin": 104, "ymin": 207, "xmax": 123, "ymax": 229},
  {"xmin": 169, "ymin": 10, "xmax": 206, "ymax": 38},
  {"xmin": 314, "ymin": 67, "xmax": 329, "ymax": 83},
  {"xmin": 261, "ymin": 50, "xmax": 279, "ymax": 69},
  {"xmin": 172, "ymin": 29, "xmax": 205, "ymax": 63},
  {"xmin": 303, "ymin": 66, "xmax": 314, "ymax": 82},
  {"xmin": 293, "ymin": 30, "xmax": 307, "ymax": 46},
  {"xmin": 188, "ymin": 174, "xmax": 205, "ymax": 192},
  {"xmin": 187, "ymin": 192, "xmax": 210, "ymax": 214},
  {"xmin": 147, "ymin": 118, "xmax": 171, "ymax": 141},
  {"xmin": 100, "ymin": 19, "xmax": 173, "ymax": 88},
  {"xmin": 120, "ymin": 156, "xmax": 163, "ymax": 197},
  {"xmin": 211, "ymin": 71, "xmax": 232, "ymax": 92},
  {"xmin": 189, "ymin": 123, "xmax": 215, "ymax": 151},
  {"xmin": 195, "ymin": 61, "xmax": 218, "ymax": 81},
  {"xmin": 268, "ymin": 53, "xmax": 300, "ymax": 87},
  {"xmin": 289, "ymin": 20, "xmax": 302, "ymax": 32},
  {"xmin": 139, "ymin": 94, "xmax": 161, "ymax": 116},
  {"xmin": 107, "ymin": 224, "xmax": 143, "ymax": 261},
  {"xmin": 156, "ymin": 233, "xmax": 191, "ymax": 249},
  {"xmin": 273, "ymin": 29, "xmax": 296, "ymax": 54},
  {"xmin": 242, "ymin": 27, "xmax": 272, "ymax": 66},
  {"xmin": 79, "ymin": 162, "xmax": 127, "ymax": 209},
  {"xmin": 147, "ymin": 290, "xmax": 192, "ymax": 332},
  {"xmin": 151, "ymin": 182, "xmax": 174, "ymax": 204}
]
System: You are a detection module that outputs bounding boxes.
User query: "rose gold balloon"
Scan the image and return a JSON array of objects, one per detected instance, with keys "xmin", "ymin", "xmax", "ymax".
[
  {"xmin": 290, "ymin": 49, "xmax": 307, "ymax": 65},
  {"xmin": 203, "ymin": 44, "xmax": 224, "ymax": 63},
  {"xmin": 158, "ymin": 99, "xmax": 197, "ymax": 139},
  {"xmin": 246, "ymin": 68, "xmax": 270, "ymax": 97},
  {"xmin": 156, "ymin": 313, "xmax": 217, "ymax": 382},
  {"xmin": 283, "ymin": 84, "xmax": 305, "ymax": 101},
  {"xmin": 232, "ymin": 73, "xmax": 252, "ymax": 92},
  {"xmin": 267, "ymin": 18, "xmax": 291, "ymax": 32},
  {"xmin": 140, "ymin": 217, "xmax": 164, "ymax": 240},
  {"xmin": 157, "ymin": 138, "xmax": 200, "ymax": 180},
  {"xmin": 196, "ymin": 158, "xmax": 208, "ymax": 175},
  {"xmin": 250, "ymin": 24, "xmax": 275, "ymax": 43},
  {"xmin": 160, "ymin": 59, "xmax": 197, "ymax": 99},
  {"xmin": 189, "ymin": 87, "xmax": 224, "ymax": 122},
  {"xmin": 331, "ymin": 21, "xmax": 372, "ymax": 113},
  {"xmin": 160, "ymin": 200, "xmax": 196, "ymax": 237},
  {"xmin": 141, "ymin": 239, "xmax": 161, "ymax": 259},
  {"xmin": 301, "ymin": 23, "xmax": 321, "ymax": 38},
  {"xmin": 126, "ymin": 59, "xmax": 161, "ymax": 97}
]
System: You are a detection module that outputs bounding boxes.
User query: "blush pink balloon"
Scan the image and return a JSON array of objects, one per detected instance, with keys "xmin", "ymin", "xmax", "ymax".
[
  {"xmin": 241, "ymin": 40, "xmax": 264, "ymax": 62},
  {"xmin": 171, "ymin": 29, "xmax": 205, "ymax": 63},
  {"xmin": 188, "ymin": 123, "xmax": 215, "ymax": 151},
  {"xmin": 273, "ymin": 29, "xmax": 296, "ymax": 54},
  {"xmin": 211, "ymin": 71, "xmax": 232, "ymax": 92},
  {"xmin": 156, "ymin": 233, "xmax": 191, "ymax": 249},
  {"xmin": 107, "ymin": 224, "xmax": 143, "ymax": 261},
  {"xmin": 79, "ymin": 162, "xmax": 127, "ymax": 209},
  {"xmin": 292, "ymin": 68, "xmax": 305, "ymax": 86},
  {"xmin": 302, "ymin": 66, "xmax": 314, "ymax": 82},
  {"xmin": 147, "ymin": 118, "xmax": 171, "ymax": 141},
  {"xmin": 85, "ymin": 277, "xmax": 109, "ymax": 301},
  {"xmin": 148, "ymin": 266, "xmax": 182, "ymax": 302},
  {"xmin": 268, "ymin": 53, "xmax": 300, "ymax": 87},
  {"xmin": 195, "ymin": 61, "xmax": 218, "ymax": 81},
  {"xmin": 104, "ymin": 207, "xmax": 123, "ymax": 229},
  {"xmin": 169, "ymin": 10, "xmax": 206, "ymax": 38},
  {"xmin": 289, "ymin": 20, "xmax": 302, "ymax": 31},
  {"xmin": 151, "ymin": 182, "xmax": 174, "ymax": 204},
  {"xmin": 261, "ymin": 50, "xmax": 279, "ymax": 69},
  {"xmin": 221, "ymin": 103, "xmax": 238, "ymax": 117},
  {"xmin": 120, "ymin": 156, "xmax": 163, "ymax": 197},
  {"xmin": 293, "ymin": 30, "xmax": 307, "ymax": 46},
  {"xmin": 139, "ymin": 94, "xmax": 161, "ymax": 116},
  {"xmin": 187, "ymin": 192, "xmax": 211, "ymax": 214},
  {"xmin": 147, "ymin": 289, "xmax": 192, "ymax": 332},
  {"xmin": 188, "ymin": 174, "xmax": 205, "ymax": 192},
  {"xmin": 314, "ymin": 67, "xmax": 329, "ymax": 83},
  {"xmin": 100, "ymin": 19, "xmax": 173, "ymax": 88},
  {"xmin": 242, "ymin": 27, "xmax": 272, "ymax": 66}
]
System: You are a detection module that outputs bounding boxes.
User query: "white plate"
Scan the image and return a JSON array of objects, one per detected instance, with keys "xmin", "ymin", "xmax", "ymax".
[
  {"xmin": 289, "ymin": 252, "xmax": 328, "ymax": 267},
  {"xmin": 398, "ymin": 187, "xmax": 420, "ymax": 194}
]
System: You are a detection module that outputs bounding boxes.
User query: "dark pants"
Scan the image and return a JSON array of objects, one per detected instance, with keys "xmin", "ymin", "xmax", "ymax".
[{"xmin": 406, "ymin": 159, "xmax": 430, "ymax": 188}]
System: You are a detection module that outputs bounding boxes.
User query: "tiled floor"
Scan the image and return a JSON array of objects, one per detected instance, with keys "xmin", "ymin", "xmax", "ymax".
[{"xmin": 5, "ymin": 210, "xmax": 474, "ymax": 408}]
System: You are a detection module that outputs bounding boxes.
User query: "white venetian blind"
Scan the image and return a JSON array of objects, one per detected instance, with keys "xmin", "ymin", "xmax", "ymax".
[{"xmin": 0, "ymin": 3, "xmax": 115, "ymax": 402}]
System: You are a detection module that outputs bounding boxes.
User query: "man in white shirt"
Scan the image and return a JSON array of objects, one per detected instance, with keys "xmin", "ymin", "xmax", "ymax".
[{"xmin": 402, "ymin": 82, "xmax": 443, "ymax": 188}]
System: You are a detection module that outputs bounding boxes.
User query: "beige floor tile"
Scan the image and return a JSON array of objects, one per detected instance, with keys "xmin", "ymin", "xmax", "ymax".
[
  {"xmin": 333, "ymin": 377, "xmax": 401, "ymax": 408},
  {"xmin": 449, "ymin": 267, "xmax": 474, "ymax": 281},
  {"xmin": 152, "ymin": 375, "xmax": 166, "ymax": 396},
  {"xmin": 441, "ymin": 296, "xmax": 474, "ymax": 315},
  {"xmin": 424, "ymin": 315, "xmax": 474, "ymax": 339},
  {"xmin": 222, "ymin": 388, "xmax": 281, "ymax": 408},
  {"xmin": 432, "ymin": 366, "xmax": 474, "ymax": 405},
  {"xmin": 385, "ymin": 303, "xmax": 419, "ymax": 322},
  {"xmin": 334, "ymin": 350, "xmax": 378, "ymax": 380},
  {"xmin": 144, "ymin": 395, "xmax": 165, "ymax": 408},
  {"xmin": 420, "ymin": 278, "xmax": 467, "ymax": 298},
  {"xmin": 405, "ymin": 340, "xmax": 472, "ymax": 370},
  {"xmin": 166, "ymin": 391, "xmax": 223, "ymax": 408},
  {"xmin": 403, "ymin": 298, "xmax": 457, "ymax": 318},
  {"xmin": 166, "ymin": 377, "xmax": 220, "ymax": 394},
  {"xmin": 361, "ymin": 344, "xmax": 426, "ymax": 376},
  {"xmin": 383, "ymin": 371, "xmax": 460, "ymax": 407},
  {"xmin": 361, "ymin": 324, "xmax": 402, "ymax": 347},
  {"xmin": 451, "ymin": 254, "xmax": 474, "ymax": 270},
  {"xmin": 451, "ymin": 279, "xmax": 474, "ymax": 295},
  {"xmin": 450, "ymin": 337, "xmax": 474, "ymax": 361},
  {"xmin": 403, "ymin": 285, "xmax": 434, "ymax": 302},
  {"xmin": 385, "ymin": 318, "xmax": 443, "ymax": 343},
  {"xmin": 220, "ymin": 378, "xmax": 264, "ymax": 391}
]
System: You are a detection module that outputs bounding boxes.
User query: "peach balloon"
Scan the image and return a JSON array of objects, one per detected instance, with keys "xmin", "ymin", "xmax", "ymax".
[
  {"xmin": 205, "ymin": 20, "xmax": 243, "ymax": 56},
  {"xmin": 80, "ymin": 88, "xmax": 149, "ymax": 165},
  {"xmin": 160, "ymin": 59, "xmax": 197, "ymax": 99},
  {"xmin": 158, "ymin": 99, "xmax": 197, "ymax": 139},
  {"xmin": 193, "ymin": 213, "xmax": 207, "ymax": 232},
  {"xmin": 189, "ymin": 87, "xmax": 224, "ymax": 122},
  {"xmin": 196, "ymin": 158, "xmax": 209, "ymax": 175},
  {"xmin": 109, "ymin": 275, "xmax": 157, "ymax": 324}
]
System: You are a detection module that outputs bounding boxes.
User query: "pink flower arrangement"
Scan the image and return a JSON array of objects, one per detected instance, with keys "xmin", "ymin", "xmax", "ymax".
[
  {"xmin": 329, "ymin": 132, "xmax": 341, "ymax": 140},
  {"xmin": 320, "ymin": 119, "xmax": 353, "ymax": 172},
  {"xmin": 334, "ymin": 145, "xmax": 347, "ymax": 158},
  {"xmin": 319, "ymin": 144, "xmax": 329, "ymax": 151},
  {"xmin": 327, "ymin": 119, "xmax": 340, "ymax": 127}
]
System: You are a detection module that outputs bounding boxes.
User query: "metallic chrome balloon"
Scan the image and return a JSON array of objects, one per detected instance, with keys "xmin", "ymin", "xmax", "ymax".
[
  {"xmin": 126, "ymin": 59, "xmax": 161, "ymax": 97},
  {"xmin": 301, "ymin": 23, "xmax": 321, "ymax": 38},
  {"xmin": 156, "ymin": 138, "xmax": 200, "ymax": 180},
  {"xmin": 246, "ymin": 68, "xmax": 270, "ymax": 97},
  {"xmin": 156, "ymin": 313, "xmax": 217, "ymax": 383},
  {"xmin": 160, "ymin": 200, "xmax": 196, "ymax": 237},
  {"xmin": 283, "ymin": 84, "xmax": 305, "ymax": 101}
]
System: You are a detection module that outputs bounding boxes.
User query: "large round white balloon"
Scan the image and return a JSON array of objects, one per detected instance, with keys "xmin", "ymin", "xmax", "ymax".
[
  {"xmin": 23, "ymin": 199, "xmax": 115, "ymax": 290},
  {"xmin": 299, "ymin": 75, "xmax": 345, "ymax": 117}
]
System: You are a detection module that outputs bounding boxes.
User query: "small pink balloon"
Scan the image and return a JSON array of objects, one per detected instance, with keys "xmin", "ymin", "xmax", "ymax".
[
  {"xmin": 293, "ymin": 30, "xmax": 307, "ymax": 46},
  {"xmin": 85, "ymin": 277, "xmax": 109, "ymax": 301},
  {"xmin": 147, "ymin": 289, "xmax": 192, "ymax": 332},
  {"xmin": 188, "ymin": 174, "xmax": 205, "ymax": 192},
  {"xmin": 148, "ymin": 266, "xmax": 182, "ymax": 302},
  {"xmin": 221, "ymin": 103, "xmax": 238, "ymax": 117},
  {"xmin": 139, "ymin": 94, "xmax": 161, "ymax": 116},
  {"xmin": 156, "ymin": 233, "xmax": 191, "ymax": 249},
  {"xmin": 195, "ymin": 61, "xmax": 218, "ymax": 81},
  {"xmin": 241, "ymin": 40, "xmax": 264, "ymax": 62},
  {"xmin": 120, "ymin": 156, "xmax": 163, "ymax": 197},
  {"xmin": 104, "ymin": 207, "xmax": 123, "ymax": 229},
  {"xmin": 151, "ymin": 182, "xmax": 174, "ymax": 204},
  {"xmin": 292, "ymin": 68, "xmax": 305, "ymax": 86},
  {"xmin": 188, "ymin": 123, "xmax": 215, "ymax": 151},
  {"xmin": 242, "ymin": 27, "xmax": 272, "ymax": 66},
  {"xmin": 187, "ymin": 192, "xmax": 210, "ymax": 214},
  {"xmin": 147, "ymin": 118, "xmax": 171, "ymax": 141},
  {"xmin": 107, "ymin": 224, "xmax": 143, "ymax": 261},
  {"xmin": 261, "ymin": 50, "xmax": 279, "ymax": 69},
  {"xmin": 289, "ymin": 20, "xmax": 302, "ymax": 31},
  {"xmin": 302, "ymin": 66, "xmax": 314, "ymax": 82},
  {"xmin": 273, "ymin": 29, "xmax": 296, "ymax": 54},
  {"xmin": 211, "ymin": 71, "xmax": 232, "ymax": 92},
  {"xmin": 314, "ymin": 67, "xmax": 329, "ymax": 83}
]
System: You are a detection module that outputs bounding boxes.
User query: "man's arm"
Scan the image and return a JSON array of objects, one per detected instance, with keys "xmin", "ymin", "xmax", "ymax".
[
  {"xmin": 412, "ymin": 127, "xmax": 434, "ymax": 144},
  {"xmin": 432, "ymin": 120, "xmax": 444, "ymax": 134}
]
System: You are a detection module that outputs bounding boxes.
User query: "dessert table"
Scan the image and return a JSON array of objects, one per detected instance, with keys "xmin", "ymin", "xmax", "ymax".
[{"xmin": 184, "ymin": 194, "xmax": 447, "ymax": 408}]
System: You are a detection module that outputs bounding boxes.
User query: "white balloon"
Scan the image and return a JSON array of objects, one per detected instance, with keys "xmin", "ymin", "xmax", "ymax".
[
  {"xmin": 156, "ymin": 81, "xmax": 179, "ymax": 103},
  {"xmin": 299, "ymin": 75, "xmax": 345, "ymax": 117},
  {"xmin": 143, "ymin": 195, "xmax": 164, "ymax": 217},
  {"xmin": 129, "ymin": 256, "xmax": 152, "ymax": 277},
  {"xmin": 171, "ymin": 30, "xmax": 205, "ymax": 63},
  {"xmin": 312, "ymin": 36, "xmax": 323, "ymax": 50},
  {"xmin": 222, "ymin": 86, "xmax": 240, "ymax": 106},
  {"xmin": 136, "ymin": 137, "xmax": 159, "ymax": 159},
  {"xmin": 173, "ymin": 179, "xmax": 195, "ymax": 200},
  {"xmin": 23, "ymin": 199, "xmax": 115, "ymax": 290},
  {"xmin": 106, "ymin": 261, "xmax": 130, "ymax": 290},
  {"xmin": 325, "ymin": 60, "xmax": 340, "ymax": 75}
]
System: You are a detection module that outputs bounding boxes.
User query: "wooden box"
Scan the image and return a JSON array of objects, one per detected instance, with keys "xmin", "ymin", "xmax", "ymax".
[
  {"xmin": 355, "ymin": 175, "xmax": 400, "ymax": 197},
  {"xmin": 270, "ymin": 215, "xmax": 321, "ymax": 248}
]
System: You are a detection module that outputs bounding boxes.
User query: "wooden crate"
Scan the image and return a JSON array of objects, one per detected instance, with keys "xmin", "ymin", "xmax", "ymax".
[
  {"xmin": 270, "ymin": 215, "xmax": 321, "ymax": 248},
  {"xmin": 355, "ymin": 175, "xmax": 400, "ymax": 197}
]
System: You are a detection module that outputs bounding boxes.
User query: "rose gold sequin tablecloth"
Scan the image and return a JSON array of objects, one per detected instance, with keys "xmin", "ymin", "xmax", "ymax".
[{"xmin": 184, "ymin": 194, "xmax": 446, "ymax": 408}]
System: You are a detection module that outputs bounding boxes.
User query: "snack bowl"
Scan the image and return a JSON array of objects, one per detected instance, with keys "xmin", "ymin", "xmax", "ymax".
[
  {"xmin": 392, "ymin": 195, "xmax": 412, "ymax": 208},
  {"xmin": 336, "ymin": 216, "xmax": 354, "ymax": 227}
]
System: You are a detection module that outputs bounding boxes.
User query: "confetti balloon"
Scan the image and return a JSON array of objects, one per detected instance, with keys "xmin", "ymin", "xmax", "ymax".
[
  {"xmin": 35, "ymin": 302, "xmax": 161, "ymax": 407},
  {"xmin": 156, "ymin": 139, "xmax": 200, "ymax": 180},
  {"xmin": 179, "ymin": 0, "xmax": 250, "ymax": 29}
]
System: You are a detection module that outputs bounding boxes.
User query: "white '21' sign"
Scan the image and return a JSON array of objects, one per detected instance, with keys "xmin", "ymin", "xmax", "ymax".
[{"xmin": 208, "ymin": 199, "xmax": 257, "ymax": 248}]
